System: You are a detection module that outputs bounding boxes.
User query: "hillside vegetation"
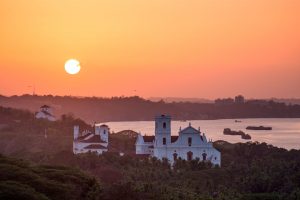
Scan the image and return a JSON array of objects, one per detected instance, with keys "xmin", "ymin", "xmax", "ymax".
[
  {"xmin": 0, "ymin": 106, "xmax": 300, "ymax": 199},
  {"xmin": 0, "ymin": 154, "xmax": 102, "ymax": 200},
  {"xmin": 1, "ymin": 95, "xmax": 300, "ymax": 123}
]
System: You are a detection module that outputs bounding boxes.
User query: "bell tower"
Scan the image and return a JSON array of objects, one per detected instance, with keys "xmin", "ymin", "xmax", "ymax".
[
  {"xmin": 155, "ymin": 115, "xmax": 171, "ymax": 147},
  {"xmin": 99, "ymin": 124, "xmax": 109, "ymax": 143}
]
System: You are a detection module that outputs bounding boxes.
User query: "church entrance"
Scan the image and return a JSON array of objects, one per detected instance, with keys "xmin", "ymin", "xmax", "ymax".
[
  {"xmin": 187, "ymin": 151, "xmax": 193, "ymax": 161},
  {"xmin": 173, "ymin": 153, "xmax": 178, "ymax": 160},
  {"xmin": 202, "ymin": 152, "xmax": 207, "ymax": 161}
]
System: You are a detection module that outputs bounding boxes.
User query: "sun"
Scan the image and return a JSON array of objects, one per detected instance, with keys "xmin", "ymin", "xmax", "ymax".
[{"xmin": 65, "ymin": 59, "xmax": 81, "ymax": 75}]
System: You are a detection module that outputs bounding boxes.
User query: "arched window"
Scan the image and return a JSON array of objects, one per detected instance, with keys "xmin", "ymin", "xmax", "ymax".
[
  {"xmin": 202, "ymin": 152, "xmax": 207, "ymax": 161},
  {"xmin": 187, "ymin": 151, "xmax": 193, "ymax": 161},
  {"xmin": 188, "ymin": 137, "xmax": 192, "ymax": 146},
  {"xmin": 173, "ymin": 153, "xmax": 178, "ymax": 160},
  {"xmin": 163, "ymin": 137, "xmax": 166, "ymax": 145},
  {"xmin": 163, "ymin": 122, "xmax": 166, "ymax": 129}
]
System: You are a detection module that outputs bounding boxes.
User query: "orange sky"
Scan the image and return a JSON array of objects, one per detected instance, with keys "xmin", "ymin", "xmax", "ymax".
[{"xmin": 0, "ymin": 0, "xmax": 300, "ymax": 99}]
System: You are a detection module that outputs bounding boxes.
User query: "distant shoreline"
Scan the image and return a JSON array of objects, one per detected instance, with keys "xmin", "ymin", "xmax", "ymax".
[
  {"xmin": 1, "ymin": 95, "xmax": 300, "ymax": 124},
  {"xmin": 100, "ymin": 117, "xmax": 300, "ymax": 124}
]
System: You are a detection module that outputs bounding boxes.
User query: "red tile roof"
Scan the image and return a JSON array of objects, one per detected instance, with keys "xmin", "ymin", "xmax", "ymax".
[
  {"xmin": 142, "ymin": 136, "xmax": 179, "ymax": 143},
  {"xmin": 80, "ymin": 135, "xmax": 107, "ymax": 143},
  {"xmin": 143, "ymin": 136, "xmax": 154, "ymax": 142},
  {"xmin": 84, "ymin": 144, "xmax": 107, "ymax": 149},
  {"xmin": 76, "ymin": 133, "xmax": 93, "ymax": 141}
]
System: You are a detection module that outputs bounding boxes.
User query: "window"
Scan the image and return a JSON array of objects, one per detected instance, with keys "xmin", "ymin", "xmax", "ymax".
[
  {"xmin": 188, "ymin": 137, "xmax": 192, "ymax": 146},
  {"xmin": 187, "ymin": 151, "xmax": 193, "ymax": 161},
  {"xmin": 103, "ymin": 130, "xmax": 106, "ymax": 134},
  {"xmin": 163, "ymin": 137, "xmax": 166, "ymax": 145},
  {"xmin": 202, "ymin": 153, "xmax": 207, "ymax": 161},
  {"xmin": 163, "ymin": 122, "xmax": 166, "ymax": 129}
]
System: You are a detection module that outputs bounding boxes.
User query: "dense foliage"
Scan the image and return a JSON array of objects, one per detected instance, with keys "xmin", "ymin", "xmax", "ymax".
[
  {"xmin": 0, "ymin": 106, "xmax": 91, "ymax": 159},
  {"xmin": 1, "ymin": 142, "xmax": 300, "ymax": 200},
  {"xmin": 0, "ymin": 155, "xmax": 102, "ymax": 200},
  {"xmin": 36, "ymin": 141, "xmax": 299, "ymax": 200},
  {"xmin": 0, "ymin": 106, "xmax": 300, "ymax": 199}
]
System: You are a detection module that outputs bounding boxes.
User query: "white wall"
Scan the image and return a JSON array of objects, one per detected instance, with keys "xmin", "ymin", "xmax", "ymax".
[{"xmin": 35, "ymin": 112, "xmax": 56, "ymax": 121}]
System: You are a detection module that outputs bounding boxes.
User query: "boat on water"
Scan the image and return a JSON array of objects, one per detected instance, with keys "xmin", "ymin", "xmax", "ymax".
[
  {"xmin": 223, "ymin": 128, "xmax": 251, "ymax": 140},
  {"xmin": 241, "ymin": 134, "xmax": 251, "ymax": 140},
  {"xmin": 223, "ymin": 128, "xmax": 245, "ymax": 135},
  {"xmin": 246, "ymin": 126, "xmax": 272, "ymax": 130}
]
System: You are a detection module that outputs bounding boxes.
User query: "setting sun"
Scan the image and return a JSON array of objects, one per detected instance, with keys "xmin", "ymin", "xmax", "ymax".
[
  {"xmin": 64, "ymin": 59, "xmax": 81, "ymax": 75},
  {"xmin": 0, "ymin": 0, "xmax": 299, "ymax": 98},
  {"xmin": 0, "ymin": 1, "xmax": 300, "ymax": 199}
]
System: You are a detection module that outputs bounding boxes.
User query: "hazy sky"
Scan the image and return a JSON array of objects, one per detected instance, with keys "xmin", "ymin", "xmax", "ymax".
[{"xmin": 0, "ymin": 0, "xmax": 299, "ymax": 99}]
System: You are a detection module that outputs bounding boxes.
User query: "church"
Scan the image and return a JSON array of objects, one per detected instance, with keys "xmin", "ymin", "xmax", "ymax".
[
  {"xmin": 73, "ymin": 124, "xmax": 109, "ymax": 154},
  {"xmin": 35, "ymin": 105, "xmax": 56, "ymax": 121},
  {"xmin": 135, "ymin": 115, "xmax": 221, "ymax": 166}
]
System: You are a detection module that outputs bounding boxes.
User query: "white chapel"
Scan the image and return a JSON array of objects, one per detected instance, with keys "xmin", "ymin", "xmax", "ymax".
[
  {"xmin": 135, "ymin": 115, "xmax": 221, "ymax": 166},
  {"xmin": 35, "ymin": 105, "xmax": 56, "ymax": 121}
]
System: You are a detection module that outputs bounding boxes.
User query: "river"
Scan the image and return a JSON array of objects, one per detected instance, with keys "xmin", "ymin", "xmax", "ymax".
[{"xmin": 104, "ymin": 118, "xmax": 300, "ymax": 150}]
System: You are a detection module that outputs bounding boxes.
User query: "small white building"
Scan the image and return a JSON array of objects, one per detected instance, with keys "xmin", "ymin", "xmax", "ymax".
[
  {"xmin": 73, "ymin": 124, "xmax": 109, "ymax": 154},
  {"xmin": 35, "ymin": 105, "xmax": 56, "ymax": 121},
  {"xmin": 136, "ymin": 115, "xmax": 221, "ymax": 166}
]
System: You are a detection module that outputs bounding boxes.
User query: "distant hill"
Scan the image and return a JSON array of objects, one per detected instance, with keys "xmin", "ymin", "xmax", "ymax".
[
  {"xmin": 1, "ymin": 94, "xmax": 300, "ymax": 123},
  {"xmin": 150, "ymin": 97, "xmax": 300, "ymax": 105},
  {"xmin": 148, "ymin": 97, "xmax": 214, "ymax": 103}
]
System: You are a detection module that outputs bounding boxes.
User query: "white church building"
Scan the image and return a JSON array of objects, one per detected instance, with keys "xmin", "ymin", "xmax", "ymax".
[
  {"xmin": 35, "ymin": 105, "xmax": 56, "ymax": 121},
  {"xmin": 135, "ymin": 115, "xmax": 221, "ymax": 166},
  {"xmin": 73, "ymin": 124, "xmax": 109, "ymax": 154}
]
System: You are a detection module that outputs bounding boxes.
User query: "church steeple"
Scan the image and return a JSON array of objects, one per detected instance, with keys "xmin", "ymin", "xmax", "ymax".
[{"xmin": 155, "ymin": 115, "xmax": 171, "ymax": 146}]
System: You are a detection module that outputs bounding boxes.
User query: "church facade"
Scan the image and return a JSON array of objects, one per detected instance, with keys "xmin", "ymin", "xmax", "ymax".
[
  {"xmin": 135, "ymin": 115, "xmax": 221, "ymax": 166},
  {"xmin": 73, "ymin": 124, "xmax": 109, "ymax": 154}
]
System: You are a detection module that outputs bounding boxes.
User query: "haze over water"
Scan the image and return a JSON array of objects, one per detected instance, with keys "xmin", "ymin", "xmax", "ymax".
[{"xmin": 105, "ymin": 118, "xmax": 300, "ymax": 150}]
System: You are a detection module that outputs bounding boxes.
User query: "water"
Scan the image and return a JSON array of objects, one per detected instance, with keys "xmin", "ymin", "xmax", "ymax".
[{"xmin": 104, "ymin": 118, "xmax": 300, "ymax": 150}]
